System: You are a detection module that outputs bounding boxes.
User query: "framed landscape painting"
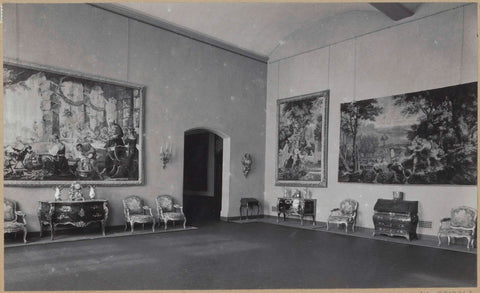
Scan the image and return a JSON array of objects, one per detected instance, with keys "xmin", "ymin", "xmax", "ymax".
[
  {"xmin": 3, "ymin": 59, "xmax": 144, "ymax": 186},
  {"xmin": 276, "ymin": 91, "xmax": 329, "ymax": 187},
  {"xmin": 338, "ymin": 82, "xmax": 477, "ymax": 185}
]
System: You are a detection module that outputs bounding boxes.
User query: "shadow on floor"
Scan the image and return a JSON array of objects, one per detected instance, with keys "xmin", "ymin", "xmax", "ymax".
[
  {"xmin": 4, "ymin": 224, "xmax": 197, "ymax": 248},
  {"xmin": 230, "ymin": 216, "xmax": 476, "ymax": 254},
  {"xmin": 4, "ymin": 221, "xmax": 476, "ymax": 291}
]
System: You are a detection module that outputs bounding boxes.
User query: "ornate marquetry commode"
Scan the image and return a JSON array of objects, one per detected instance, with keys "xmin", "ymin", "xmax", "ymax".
[
  {"xmin": 38, "ymin": 200, "xmax": 109, "ymax": 240},
  {"xmin": 372, "ymin": 199, "xmax": 418, "ymax": 241},
  {"xmin": 277, "ymin": 198, "xmax": 316, "ymax": 226}
]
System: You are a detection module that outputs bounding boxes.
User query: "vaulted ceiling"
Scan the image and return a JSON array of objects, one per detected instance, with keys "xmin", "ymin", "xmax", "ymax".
[{"xmin": 111, "ymin": 2, "xmax": 424, "ymax": 60}]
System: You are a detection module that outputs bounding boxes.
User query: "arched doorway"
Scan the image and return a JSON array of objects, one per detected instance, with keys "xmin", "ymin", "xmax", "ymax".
[{"xmin": 183, "ymin": 128, "xmax": 225, "ymax": 224}]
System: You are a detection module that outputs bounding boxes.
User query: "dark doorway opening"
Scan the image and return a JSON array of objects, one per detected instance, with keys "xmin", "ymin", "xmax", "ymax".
[{"xmin": 183, "ymin": 130, "xmax": 223, "ymax": 225}]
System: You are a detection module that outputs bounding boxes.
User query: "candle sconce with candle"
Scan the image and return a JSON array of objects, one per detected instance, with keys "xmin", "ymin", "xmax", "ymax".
[{"xmin": 160, "ymin": 143, "xmax": 173, "ymax": 169}]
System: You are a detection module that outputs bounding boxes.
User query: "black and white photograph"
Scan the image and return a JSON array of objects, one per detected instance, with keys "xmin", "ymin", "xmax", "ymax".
[
  {"xmin": 4, "ymin": 62, "xmax": 144, "ymax": 185},
  {"xmin": 339, "ymin": 82, "xmax": 477, "ymax": 185},
  {"xmin": 3, "ymin": 2, "xmax": 478, "ymax": 293},
  {"xmin": 276, "ymin": 91, "xmax": 329, "ymax": 187}
]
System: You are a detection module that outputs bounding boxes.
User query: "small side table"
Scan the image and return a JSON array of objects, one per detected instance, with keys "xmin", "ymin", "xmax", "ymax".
[{"xmin": 240, "ymin": 198, "xmax": 261, "ymax": 220}]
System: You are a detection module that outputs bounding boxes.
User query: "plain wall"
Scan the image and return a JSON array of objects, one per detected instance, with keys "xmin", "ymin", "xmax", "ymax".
[
  {"xmin": 264, "ymin": 3, "xmax": 478, "ymax": 236},
  {"xmin": 3, "ymin": 3, "xmax": 267, "ymax": 231}
]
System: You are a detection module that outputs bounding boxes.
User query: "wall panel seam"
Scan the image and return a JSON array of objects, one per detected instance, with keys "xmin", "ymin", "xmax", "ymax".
[
  {"xmin": 89, "ymin": 3, "xmax": 268, "ymax": 64},
  {"xmin": 268, "ymin": 3, "xmax": 472, "ymax": 65}
]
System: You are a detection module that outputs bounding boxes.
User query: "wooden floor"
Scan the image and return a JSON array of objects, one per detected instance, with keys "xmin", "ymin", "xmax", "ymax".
[{"xmin": 4, "ymin": 221, "xmax": 477, "ymax": 291}]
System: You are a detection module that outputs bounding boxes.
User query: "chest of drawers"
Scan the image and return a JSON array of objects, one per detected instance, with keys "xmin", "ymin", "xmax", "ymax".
[
  {"xmin": 372, "ymin": 199, "xmax": 418, "ymax": 241},
  {"xmin": 277, "ymin": 198, "xmax": 316, "ymax": 226},
  {"xmin": 38, "ymin": 200, "xmax": 109, "ymax": 240}
]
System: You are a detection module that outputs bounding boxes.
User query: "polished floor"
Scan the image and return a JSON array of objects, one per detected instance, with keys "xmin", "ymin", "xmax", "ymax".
[
  {"xmin": 234, "ymin": 216, "xmax": 477, "ymax": 254},
  {"xmin": 4, "ymin": 221, "xmax": 477, "ymax": 291}
]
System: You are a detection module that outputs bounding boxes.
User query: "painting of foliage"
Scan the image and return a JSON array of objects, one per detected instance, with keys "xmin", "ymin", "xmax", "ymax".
[
  {"xmin": 3, "ymin": 61, "xmax": 144, "ymax": 186},
  {"xmin": 339, "ymin": 82, "xmax": 477, "ymax": 185},
  {"xmin": 276, "ymin": 91, "xmax": 329, "ymax": 187}
]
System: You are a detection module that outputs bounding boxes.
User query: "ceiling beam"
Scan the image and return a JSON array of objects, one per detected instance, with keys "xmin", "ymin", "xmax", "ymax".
[{"xmin": 370, "ymin": 3, "xmax": 415, "ymax": 21}]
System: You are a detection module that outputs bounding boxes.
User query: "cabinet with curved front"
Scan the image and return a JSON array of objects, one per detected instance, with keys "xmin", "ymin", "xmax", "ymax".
[
  {"xmin": 38, "ymin": 200, "xmax": 109, "ymax": 240},
  {"xmin": 277, "ymin": 198, "xmax": 316, "ymax": 226}
]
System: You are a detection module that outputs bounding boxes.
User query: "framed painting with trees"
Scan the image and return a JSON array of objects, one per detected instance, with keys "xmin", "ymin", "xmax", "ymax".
[
  {"xmin": 276, "ymin": 91, "xmax": 329, "ymax": 187},
  {"xmin": 338, "ymin": 82, "xmax": 477, "ymax": 185},
  {"xmin": 3, "ymin": 59, "xmax": 144, "ymax": 186}
]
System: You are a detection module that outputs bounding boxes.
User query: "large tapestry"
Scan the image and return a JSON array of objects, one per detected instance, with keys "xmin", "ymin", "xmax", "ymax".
[
  {"xmin": 338, "ymin": 82, "xmax": 477, "ymax": 185},
  {"xmin": 276, "ymin": 91, "xmax": 329, "ymax": 187},
  {"xmin": 3, "ymin": 61, "xmax": 144, "ymax": 185}
]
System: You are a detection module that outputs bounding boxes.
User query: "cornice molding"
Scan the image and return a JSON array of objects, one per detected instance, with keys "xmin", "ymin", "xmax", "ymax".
[{"xmin": 89, "ymin": 3, "xmax": 269, "ymax": 64}]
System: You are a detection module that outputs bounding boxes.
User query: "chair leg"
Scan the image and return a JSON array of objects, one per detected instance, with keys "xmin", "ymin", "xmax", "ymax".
[
  {"xmin": 345, "ymin": 223, "xmax": 348, "ymax": 233},
  {"xmin": 326, "ymin": 221, "xmax": 329, "ymax": 231},
  {"xmin": 130, "ymin": 221, "xmax": 135, "ymax": 233},
  {"xmin": 124, "ymin": 222, "xmax": 128, "ymax": 231},
  {"xmin": 164, "ymin": 220, "xmax": 168, "ymax": 231},
  {"xmin": 152, "ymin": 219, "xmax": 155, "ymax": 232},
  {"xmin": 183, "ymin": 218, "xmax": 186, "ymax": 229},
  {"xmin": 23, "ymin": 228, "xmax": 27, "ymax": 243},
  {"xmin": 142, "ymin": 223, "xmax": 145, "ymax": 230},
  {"xmin": 437, "ymin": 234, "xmax": 442, "ymax": 246}
]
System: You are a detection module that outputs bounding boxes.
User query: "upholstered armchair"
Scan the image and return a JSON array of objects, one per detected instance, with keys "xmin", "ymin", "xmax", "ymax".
[
  {"xmin": 156, "ymin": 195, "xmax": 186, "ymax": 230},
  {"xmin": 122, "ymin": 195, "xmax": 155, "ymax": 233},
  {"xmin": 438, "ymin": 206, "xmax": 477, "ymax": 250},
  {"xmin": 4, "ymin": 198, "xmax": 28, "ymax": 243},
  {"xmin": 327, "ymin": 199, "xmax": 359, "ymax": 233}
]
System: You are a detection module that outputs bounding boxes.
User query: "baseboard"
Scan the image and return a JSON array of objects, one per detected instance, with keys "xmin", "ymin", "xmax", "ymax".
[
  {"xmin": 260, "ymin": 215, "xmax": 474, "ymax": 253},
  {"xmin": 19, "ymin": 224, "xmax": 139, "ymax": 237},
  {"xmin": 263, "ymin": 214, "xmax": 321, "ymax": 226},
  {"xmin": 221, "ymin": 215, "xmax": 265, "ymax": 222}
]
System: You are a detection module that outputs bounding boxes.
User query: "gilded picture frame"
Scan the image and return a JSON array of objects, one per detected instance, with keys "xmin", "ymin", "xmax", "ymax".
[{"xmin": 275, "ymin": 90, "xmax": 329, "ymax": 187}]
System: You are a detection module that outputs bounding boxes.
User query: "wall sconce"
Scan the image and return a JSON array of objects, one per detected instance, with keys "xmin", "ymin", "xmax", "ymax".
[
  {"xmin": 160, "ymin": 143, "xmax": 172, "ymax": 169},
  {"xmin": 241, "ymin": 153, "xmax": 253, "ymax": 177}
]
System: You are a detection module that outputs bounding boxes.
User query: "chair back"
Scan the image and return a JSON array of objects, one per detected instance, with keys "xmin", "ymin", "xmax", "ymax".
[
  {"xmin": 123, "ymin": 195, "xmax": 144, "ymax": 215},
  {"xmin": 340, "ymin": 199, "xmax": 358, "ymax": 215},
  {"xmin": 4, "ymin": 198, "xmax": 17, "ymax": 222},
  {"xmin": 450, "ymin": 206, "xmax": 477, "ymax": 229},
  {"xmin": 156, "ymin": 195, "xmax": 174, "ymax": 212}
]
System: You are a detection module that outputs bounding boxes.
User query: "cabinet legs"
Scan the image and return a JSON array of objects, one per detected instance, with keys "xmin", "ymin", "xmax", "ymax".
[{"xmin": 101, "ymin": 221, "xmax": 106, "ymax": 236}]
